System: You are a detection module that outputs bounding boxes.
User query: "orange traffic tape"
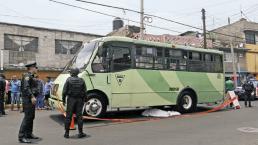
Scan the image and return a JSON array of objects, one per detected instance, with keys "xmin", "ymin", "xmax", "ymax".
[{"xmin": 57, "ymin": 97, "xmax": 237, "ymax": 126}]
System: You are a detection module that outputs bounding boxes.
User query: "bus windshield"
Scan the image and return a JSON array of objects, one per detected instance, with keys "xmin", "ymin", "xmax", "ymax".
[{"xmin": 63, "ymin": 41, "xmax": 97, "ymax": 72}]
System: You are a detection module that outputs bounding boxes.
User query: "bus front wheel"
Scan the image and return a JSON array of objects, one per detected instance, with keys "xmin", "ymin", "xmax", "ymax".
[
  {"xmin": 176, "ymin": 91, "xmax": 197, "ymax": 113},
  {"xmin": 85, "ymin": 93, "xmax": 107, "ymax": 118}
]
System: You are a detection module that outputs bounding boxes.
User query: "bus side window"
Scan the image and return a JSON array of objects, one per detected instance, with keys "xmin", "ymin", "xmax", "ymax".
[
  {"xmin": 214, "ymin": 55, "xmax": 223, "ymax": 73},
  {"xmin": 112, "ymin": 46, "xmax": 131, "ymax": 72},
  {"xmin": 135, "ymin": 46, "xmax": 154, "ymax": 69},
  {"xmin": 92, "ymin": 47, "xmax": 109, "ymax": 73},
  {"xmin": 188, "ymin": 51, "xmax": 203, "ymax": 72},
  {"xmin": 164, "ymin": 49, "xmax": 186, "ymax": 71}
]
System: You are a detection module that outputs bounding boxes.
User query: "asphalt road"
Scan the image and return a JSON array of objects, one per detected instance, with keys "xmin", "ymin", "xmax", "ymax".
[{"xmin": 0, "ymin": 100, "xmax": 258, "ymax": 145}]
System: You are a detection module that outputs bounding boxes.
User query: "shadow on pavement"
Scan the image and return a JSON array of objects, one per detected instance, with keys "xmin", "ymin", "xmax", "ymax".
[
  {"xmin": 68, "ymin": 134, "xmax": 91, "ymax": 139},
  {"xmin": 29, "ymin": 138, "xmax": 43, "ymax": 144},
  {"xmin": 49, "ymin": 114, "xmax": 65, "ymax": 127}
]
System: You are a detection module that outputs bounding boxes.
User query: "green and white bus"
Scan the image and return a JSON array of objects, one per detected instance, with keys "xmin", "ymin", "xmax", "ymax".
[{"xmin": 49, "ymin": 36, "xmax": 224, "ymax": 117}]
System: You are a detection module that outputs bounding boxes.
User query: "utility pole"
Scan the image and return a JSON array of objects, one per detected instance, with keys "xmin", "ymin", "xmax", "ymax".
[
  {"xmin": 140, "ymin": 0, "xmax": 144, "ymax": 39},
  {"xmin": 230, "ymin": 40, "xmax": 238, "ymax": 87},
  {"xmin": 201, "ymin": 8, "xmax": 207, "ymax": 49}
]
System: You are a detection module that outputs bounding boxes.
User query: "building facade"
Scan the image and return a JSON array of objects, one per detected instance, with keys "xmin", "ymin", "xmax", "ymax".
[
  {"xmin": 211, "ymin": 18, "xmax": 258, "ymax": 81},
  {"xmin": 0, "ymin": 22, "xmax": 102, "ymax": 80}
]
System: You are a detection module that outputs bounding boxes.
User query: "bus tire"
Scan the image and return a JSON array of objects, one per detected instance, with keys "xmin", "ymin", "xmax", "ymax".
[
  {"xmin": 84, "ymin": 93, "xmax": 107, "ymax": 118},
  {"xmin": 176, "ymin": 91, "xmax": 197, "ymax": 113}
]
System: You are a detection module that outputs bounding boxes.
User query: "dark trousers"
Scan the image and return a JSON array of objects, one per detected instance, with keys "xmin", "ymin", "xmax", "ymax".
[
  {"xmin": 6, "ymin": 91, "xmax": 11, "ymax": 104},
  {"xmin": 0, "ymin": 94, "xmax": 5, "ymax": 114},
  {"xmin": 65, "ymin": 97, "xmax": 84, "ymax": 133},
  {"xmin": 244, "ymin": 92, "xmax": 252, "ymax": 107},
  {"xmin": 18, "ymin": 98, "xmax": 35, "ymax": 139}
]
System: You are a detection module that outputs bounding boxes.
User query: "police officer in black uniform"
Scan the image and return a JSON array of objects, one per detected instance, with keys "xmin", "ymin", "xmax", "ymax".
[
  {"xmin": 242, "ymin": 77, "xmax": 254, "ymax": 107},
  {"xmin": 62, "ymin": 67, "xmax": 87, "ymax": 139},
  {"xmin": 18, "ymin": 62, "xmax": 40, "ymax": 143},
  {"xmin": 0, "ymin": 73, "xmax": 6, "ymax": 116}
]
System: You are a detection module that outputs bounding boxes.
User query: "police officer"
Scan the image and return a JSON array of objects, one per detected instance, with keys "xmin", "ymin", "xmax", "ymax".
[
  {"xmin": 0, "ymin": 73, "xmax": 6, "ymax": 116},
  {"xmin": 18, "ymin": 62, "xmax": 40, "ymax": 143},
  {"xmin": 242, "ymin": 77, "xmax": 254, "ymax": 107},
  {"xmin": 62, "ymin": 67, "xmax": 87, "ymax": 139}
]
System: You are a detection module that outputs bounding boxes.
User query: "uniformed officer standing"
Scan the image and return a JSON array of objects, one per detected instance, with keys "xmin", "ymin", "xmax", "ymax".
[
  {"xmin": 18, "ymin": 62, "xmax": 40, "ymax": 143},
  {"xmin": 0, "ymin": 73, "xmax": 6, "ymax": 116},
  {"xmin": 62, "ymin": 67, "xmax": 87, "ymax": 139},
  {"xmin": 242, "ymin": 77, "xmax": 254, "ymax": 107}
]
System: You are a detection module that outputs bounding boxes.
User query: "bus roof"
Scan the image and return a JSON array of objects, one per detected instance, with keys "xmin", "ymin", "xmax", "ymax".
[{"xmin": 99, "ymin": 36, "xmax": 223, "ymax": 55}]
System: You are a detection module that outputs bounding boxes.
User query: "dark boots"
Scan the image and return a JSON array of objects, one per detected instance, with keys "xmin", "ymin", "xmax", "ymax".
[
  {"xmin": 64, "ymin": 130, "xmax": 87, "ymax": 139},
  {"xmin": 78, "ymin": 132, "xmax": 86, "ymax": 138},
  {"xmin": 64, "ymin": 130, "xmax": 69, "ymax": 139},
  {"xmin": 78, "ymin": 128, "xmax": 86, "ymax": 138}
]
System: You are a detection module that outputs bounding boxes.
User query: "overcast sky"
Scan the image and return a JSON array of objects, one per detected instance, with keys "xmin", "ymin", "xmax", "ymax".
[{"xmin": 0, "ymin": 0, "xmax": 257, "ymax": 35}]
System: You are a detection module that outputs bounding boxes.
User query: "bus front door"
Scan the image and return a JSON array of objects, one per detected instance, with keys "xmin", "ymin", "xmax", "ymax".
[{"xmin": 110, "ymin": 45, "xmax": 132, "ymax": 108}]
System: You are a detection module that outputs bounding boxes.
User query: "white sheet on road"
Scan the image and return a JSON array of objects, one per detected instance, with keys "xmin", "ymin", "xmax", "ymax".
[{"xmin": 142, "ymin": 109, "xmax": 181, "ymax": 117}]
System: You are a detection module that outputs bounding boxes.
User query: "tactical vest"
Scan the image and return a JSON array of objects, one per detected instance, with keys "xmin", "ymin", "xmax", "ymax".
[
  {"xmin": 244, "ymin": 81, "xmax": 253, "ymax": 92},
  {"xmin": 68, "ymin": 77, "xmax": 84, "ymax": 98},
  {"xmin": 21, "ymin": 73, "xmax": 39, "ymax": 97}
]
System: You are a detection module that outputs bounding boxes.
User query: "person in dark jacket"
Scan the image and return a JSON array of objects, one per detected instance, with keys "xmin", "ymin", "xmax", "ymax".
[
  {"xmin": 0, "ymin": 73, "xmax": 6, "ymax": 116},
  {"xmin": 242, "ymin": 78, "xmax": 254, "ymax": 107},
  {"xmin": 18, "ymin": 62, "xmax": 40, "ymax": 143},
  {"xmin": 62, "ymin": 67, "xmax": 87, "ymax": 139}
]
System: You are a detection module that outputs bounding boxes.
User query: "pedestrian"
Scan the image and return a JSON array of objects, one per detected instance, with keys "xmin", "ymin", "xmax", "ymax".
[
  {"xmin": 225, "ymin": 77, "xmax": 235, "ymax": 93},
  {"xmin": 225, "ymin": 77, "xmax": 235, "ymax": 107},
  {"xmin": 35, "ymin": 75, "xmax": 44, "ymax": 110},
  {"xmin": 10, "ymin": 75, "xmax": 21, "ymax": 111},
  {"xmin": 18, "ymin": 62, "xmax": 40, "ymax": 143},
  {"xmin": 62, "ymin": 67, "xmax": 87, "ymax": 139},
  {"xmin": 44, "ymin": 76, "xmax": 53, "ymax": 110},
  {"xmin": 0, "ymin": 73, "xmax": 6, "ymax": 116},
  {"xmin": 242, "ymin": 77, "xmax": 254, "ymax": 107}
]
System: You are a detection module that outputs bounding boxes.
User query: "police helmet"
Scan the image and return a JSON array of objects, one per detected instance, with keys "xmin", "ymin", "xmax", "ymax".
[{"xmin": 69, "ymin": 67, "xmax": 80, "ymax": 76}]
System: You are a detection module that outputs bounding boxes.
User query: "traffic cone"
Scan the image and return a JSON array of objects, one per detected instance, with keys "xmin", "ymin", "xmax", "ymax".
[
  {"xmin": 235, "ymin": 105, "xmax": 241, "ymax": 109},
  {"xmin": 69, "ymin": 114, "xmax": 76, "ymax": 130}
]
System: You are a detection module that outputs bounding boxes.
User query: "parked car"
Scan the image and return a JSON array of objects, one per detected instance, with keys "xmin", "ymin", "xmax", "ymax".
[
  {"xmin": 249, "ymin": 79, "xmax": 258, "ymax": 99},
  {"xmin": 234, "ymin": 86, "xmax": 245, "ymax": 100},
  {"xmin": 235, "ymin": 79, "xmax": 258, "ymax": 100}
]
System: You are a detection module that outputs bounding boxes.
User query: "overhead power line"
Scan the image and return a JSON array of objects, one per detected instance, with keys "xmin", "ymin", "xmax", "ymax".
[
  {"xmin": 74, "ymin": 0, "xmax": 245, "ymax": 40},
  {"xmin": 76, "ymin": 0, "xmax": 203, "ymax": 30},
  {"xmin": 76, "ymin": 0, "xmax": 139, "ymax": 13},
  {"xmin": 49, "ymin": 0, "xmax": 183, "ymax": 34}
]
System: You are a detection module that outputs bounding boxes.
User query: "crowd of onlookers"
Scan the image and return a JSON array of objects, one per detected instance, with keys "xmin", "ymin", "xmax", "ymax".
[{"xmin": 4, "ymin": 75, "xmax": 54, "ymax": 111}]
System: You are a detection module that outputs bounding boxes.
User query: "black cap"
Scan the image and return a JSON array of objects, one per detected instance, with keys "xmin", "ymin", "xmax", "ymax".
[{"xmin": 25, "ymin": 62, "xmax": 37, "ymax": 68}]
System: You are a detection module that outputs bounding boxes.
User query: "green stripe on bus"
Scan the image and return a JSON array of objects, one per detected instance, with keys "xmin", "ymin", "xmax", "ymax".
[
  {"xmin": 137, "ymin": 69, "xmax": 177, "ymax": 102},
  {"xmin": 176, "ymin": 72, "xmax": 223, "ymax": 102}
]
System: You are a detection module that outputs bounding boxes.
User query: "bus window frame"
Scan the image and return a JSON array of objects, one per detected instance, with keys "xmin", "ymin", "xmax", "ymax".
[
  {"xmin": 91, "ymin": 44, "xmax": 112, "ymax": 73},
  {"xmin": 109, "ymin": 42, "xmax": 133, "ymax": 73},
  {"xmin": 91, "ymin": 41, "xmax": 223, "ymax": 74}
]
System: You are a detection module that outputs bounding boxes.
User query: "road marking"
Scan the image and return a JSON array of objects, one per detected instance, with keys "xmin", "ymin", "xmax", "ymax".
[{"xmin": 237, "ymin": 127, "xmax": 258, "ymax": 133}]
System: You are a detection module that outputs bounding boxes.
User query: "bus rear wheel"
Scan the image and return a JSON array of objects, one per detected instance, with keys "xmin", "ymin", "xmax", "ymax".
[
  {"xmin": 85, "ymin": 93, "xmax": 107, "ymax": 118},
  {"xmin": 176, "ymin": 91, "xmax": 197, "ymax": 113}
]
